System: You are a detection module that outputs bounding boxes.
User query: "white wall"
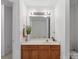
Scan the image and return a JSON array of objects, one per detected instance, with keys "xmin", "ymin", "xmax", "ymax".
[
  {"xmin": 1, "ymin": 4, "xmax": 5, "ymax": 56},
  {"xmin": 20, "ymin": 0, "xmax": 27, "ymax": 40},
  {"xmin": 70, "ymin": 1, "xmax": 78, "ymax": 51},
  {"xmin": 65, "ymin": 0, "xmax": 70, "ymax": 58},
  {"xmin": 13, "ymin": 0, "xmax": 27, "ymax": 59},
  {"xmin": 55, "ymin": 0, "xmax": 65, "ymax": 58},
  {"xmin": 55, "ymin": 0, "xmax": 70, "ymax": 59},
  {"xmin": 12, "ymin": 0, "xmax": 20, "ymax": 59},
  {"xmin": 4, "ymin": 5, "xmax": 12, "ymax": 54}
]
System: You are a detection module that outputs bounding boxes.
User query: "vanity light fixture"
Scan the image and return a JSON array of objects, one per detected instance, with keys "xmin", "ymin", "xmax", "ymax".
[
  {"xmin": 29, "ymin": 9, "xmax": 51, "ymax": 16},
  {"xmin": 29, "ymin": 9, "xmax": 36, "ymax": 15}
]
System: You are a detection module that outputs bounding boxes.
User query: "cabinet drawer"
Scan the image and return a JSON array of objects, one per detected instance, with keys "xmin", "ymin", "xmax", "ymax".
[
  {"xmin": 21, "ymin": 45, "xmax": 38, "ymax": 50},
  {"xmin": 50, "ymin": 45, "xmax": 60, "ymax": 50},
  {"xmin": 39, "ymin": 45, "xmax": 50, "ymax": 50}
]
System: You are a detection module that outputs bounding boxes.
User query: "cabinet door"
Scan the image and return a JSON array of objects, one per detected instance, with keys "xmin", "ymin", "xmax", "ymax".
[
  {"xmin": 21, "ymin": 45, "xmax": 31, "ymax": 59},
  {"xmin": 21, "ymin": 45, "xmax": 38, "ymax": 59},
  {"xmin": 21, "ymin": 49, "xmax": 30, "ymax": 59},
  {"xmin": 38, "ymin": 46, "xmax": 50, "ymax": 59},
  {"xmin": 31, "ymin": 49, "xmax": 38, "ymax": 59},
  {"xmin": 50, "ymin": 45, "xmax": 60, "ymax": 59}
]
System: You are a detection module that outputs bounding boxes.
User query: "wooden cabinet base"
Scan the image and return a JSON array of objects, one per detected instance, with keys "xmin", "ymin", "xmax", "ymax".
[{"xmin": 21, "ymin": 45, "xmax": 60, "ymax": 59}]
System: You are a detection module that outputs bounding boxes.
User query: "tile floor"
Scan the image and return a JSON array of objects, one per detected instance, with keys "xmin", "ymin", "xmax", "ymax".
[
  {"xmin": 2, "ymin": 53, "xmax": 12, "ymax": 59},
  {"xmin": 1, "ymin": 53, "xmax": 72, "ymax": 59}
]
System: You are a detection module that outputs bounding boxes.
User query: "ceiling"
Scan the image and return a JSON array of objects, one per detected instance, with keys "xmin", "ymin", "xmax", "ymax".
[
  {"xmin": 1, "ymin": 0, "xmax": 78, "ymax": 8},
  {"xmin": 24, "ymin": 0, "xmax": 58, "ymax": 9}
]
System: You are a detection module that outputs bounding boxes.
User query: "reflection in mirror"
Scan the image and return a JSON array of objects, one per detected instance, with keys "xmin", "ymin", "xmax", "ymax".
[{"xmin": 30, "ymin": 16, "xmax": 50, "ymax": 39}]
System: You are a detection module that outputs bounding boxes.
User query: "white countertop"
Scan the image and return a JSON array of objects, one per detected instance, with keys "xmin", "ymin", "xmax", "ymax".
[{"xmin": 21, "ymin": 38, "xmax": 60, "ymax": 45}]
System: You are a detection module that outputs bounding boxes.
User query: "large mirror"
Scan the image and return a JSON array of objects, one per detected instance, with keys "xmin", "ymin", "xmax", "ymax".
[
  {"xmin": 30, "ymin": 16, "xmax": 50, "ymax": 38},
  {"xmin": 28, "ymin": 10, "xmax": 55, "ymax": 39}
]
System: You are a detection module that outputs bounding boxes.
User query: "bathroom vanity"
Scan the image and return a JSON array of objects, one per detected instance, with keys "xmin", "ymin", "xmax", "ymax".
[
  {"xmin": 21, "ymin": 39, "xmax": 60, "ymax": 59},
  {"xmin": 21, "ymin": 10, "xmax": 60, "ymax": 59}
]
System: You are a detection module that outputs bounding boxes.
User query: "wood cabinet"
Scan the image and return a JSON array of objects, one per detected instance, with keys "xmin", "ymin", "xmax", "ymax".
[
  {"xmin": 21, "ymin": 45, "xmax": 38, "ymax": 59},
  {"xmin": 38, "ymin": 46, "xmax": 50, "ymax": 59},
  {"xmin": 21, "ymin": 45, "xmax": 60, "ymax": 59},
  {"xmin": 31, "ymin": 48, "xmax": 38, "ymax": 59},
  {"xmin": 50, "ymin": 45, "xmax": 60, "ymax": 59}
]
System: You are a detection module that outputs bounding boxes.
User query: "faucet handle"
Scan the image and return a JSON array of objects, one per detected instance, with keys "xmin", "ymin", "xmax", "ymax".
[{"xmin": 51, "ymin": 37, "xmax": 56, "ymax": 41}]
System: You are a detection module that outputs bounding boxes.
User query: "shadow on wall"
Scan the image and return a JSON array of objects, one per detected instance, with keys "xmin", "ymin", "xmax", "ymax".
[{"xmin": 70, "ymin": 0, "xmax": 78, "ymax": 51}]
